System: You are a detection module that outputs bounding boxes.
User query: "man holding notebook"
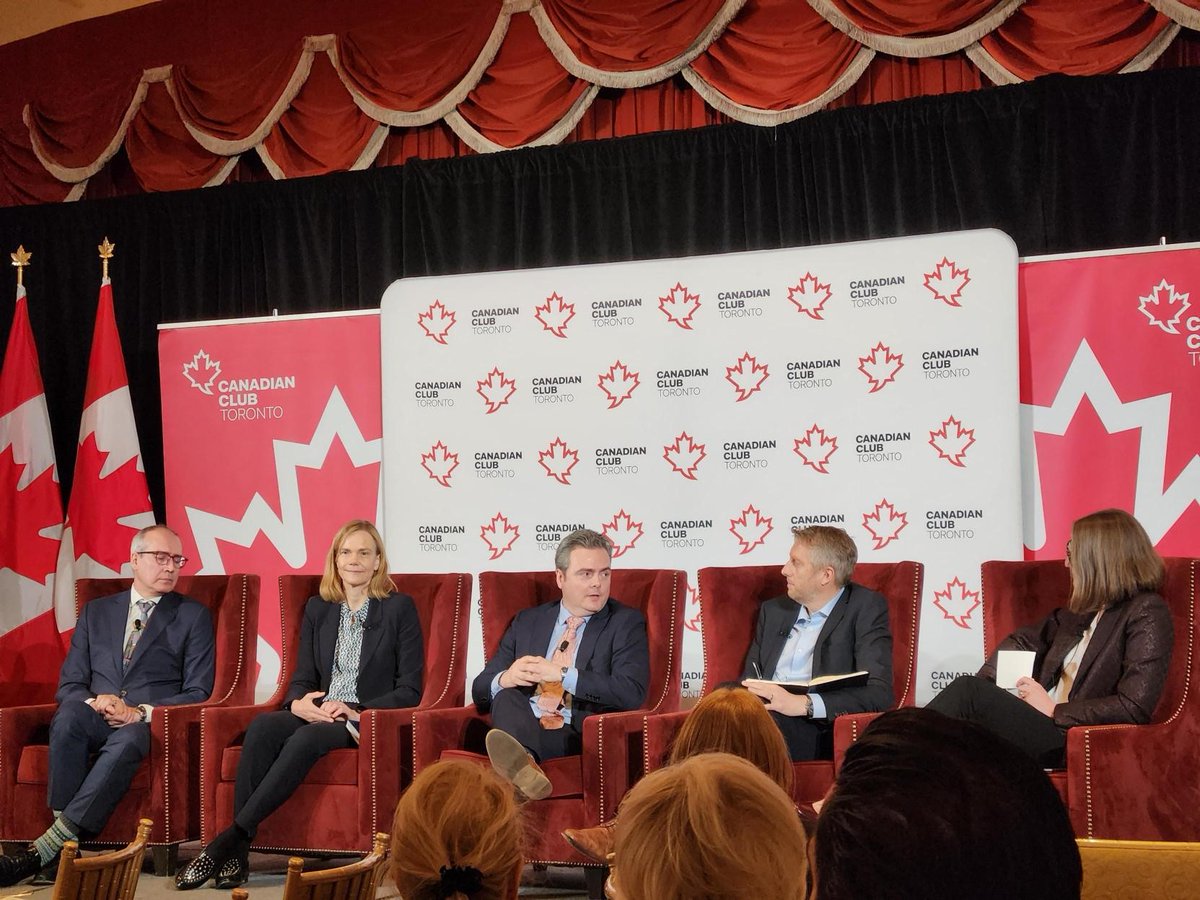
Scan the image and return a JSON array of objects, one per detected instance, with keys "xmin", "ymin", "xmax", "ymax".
[{"xmin": 742, "ymin": 525, "xmax": 893, "ymax": 760}]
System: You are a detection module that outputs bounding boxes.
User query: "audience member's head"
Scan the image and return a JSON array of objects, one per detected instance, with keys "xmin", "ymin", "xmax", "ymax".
[
  {"xmin": 611, "ymin": 752, "xmax": 807, "ymax": 900},
  {"xmin": 390, "ymin": 759, "xmax": 522, "ymax": 900},
  {"xmin": 814, "ymin": 707, "xmax": 1081, "ymax": 900},
  {"xmin": 1068, "ymin": 508, "xmax": 1164, "ymax": 613},
  {"xmin": 669, "ymin": 684, "xmax": 793, "ymax": 794}
]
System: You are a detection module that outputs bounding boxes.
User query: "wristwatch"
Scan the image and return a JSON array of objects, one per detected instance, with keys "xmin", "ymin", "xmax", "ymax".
[
  {"xmin": 561, "ymin": 666, "xmax": 569, "ymax": 677},
  {"xmin": 804, "ymin": 698, "xmax": 814, "ymax": 719},
  {"xmin": 136, "ymin": 705, "xmax": 148, "ymax": 722}
]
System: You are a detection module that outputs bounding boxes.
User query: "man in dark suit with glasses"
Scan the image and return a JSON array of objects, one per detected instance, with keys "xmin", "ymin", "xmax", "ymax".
[{"xmin": 0, "ymin": 524, "xmax": 214, "ymax": 887}]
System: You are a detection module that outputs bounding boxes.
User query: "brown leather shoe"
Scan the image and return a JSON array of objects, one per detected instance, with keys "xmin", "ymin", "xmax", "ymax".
[
  {"xmin": 485, "ymin": 729, "xmax": 552, "ymax": 801},
  {"xmin": 562, "ymin": 821, "xmax": 616, "ymax": 863}
]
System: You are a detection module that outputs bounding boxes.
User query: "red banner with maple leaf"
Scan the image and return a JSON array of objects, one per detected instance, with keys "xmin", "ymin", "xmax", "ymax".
[
  {"xmin": 158, "ymin": 311, "xmax": 382, "ymax": 698},
  {"xmin": 0, "ymin": 282, "xmax": 65, "ymax": 704},
  {"xmin": 53, "ymin": 278, "xmax": 155, "ymax": 635},
  {"xmin": 1020, "ymin": 244, "xmax": 1200, "ymax": 557}
]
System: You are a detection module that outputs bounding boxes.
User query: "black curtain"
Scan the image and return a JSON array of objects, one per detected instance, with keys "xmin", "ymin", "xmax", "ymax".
[{"xmin": 1, "ymin": 68, "xmax": 1197, "ymax": 515}]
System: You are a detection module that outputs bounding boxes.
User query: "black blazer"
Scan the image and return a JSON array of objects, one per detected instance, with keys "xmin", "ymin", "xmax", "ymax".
[
  {"xmin": 471, "ymin": 597, "xmax": 649, "ymax": 724},
  {"xmin": 283, "ymin": 592, "xmax": 423, "ymax": 710},
  {"xmin": 742, "ymin": 582, "xmax": 894, "ymax": 718}
]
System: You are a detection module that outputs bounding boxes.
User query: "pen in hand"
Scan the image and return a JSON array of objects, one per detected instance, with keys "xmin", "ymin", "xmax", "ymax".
[{"xmin": 751, "ymin": 661, "xmax": 762, "ymax": 678}]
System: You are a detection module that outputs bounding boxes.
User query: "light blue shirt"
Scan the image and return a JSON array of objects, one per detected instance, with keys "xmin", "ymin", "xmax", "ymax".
[
  {"xmin": 771, "ymin": 588, "xmax": 844, "ymax": 719},
  {"xmin": 490, "ymin": 602, "xmax": 592, "ymax": 724}
]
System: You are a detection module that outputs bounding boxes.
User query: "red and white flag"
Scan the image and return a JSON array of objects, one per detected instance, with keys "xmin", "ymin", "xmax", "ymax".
[
  {"xmin": 54, "ymin": 276, "xmax": 155, "ymax": 632},
  {"xmin": 0, "ymin": 282, "xmax": 66, "ymax": 701}
]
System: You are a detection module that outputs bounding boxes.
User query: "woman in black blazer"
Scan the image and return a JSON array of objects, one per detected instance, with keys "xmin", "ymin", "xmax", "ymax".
[{"xmin": 176, "ymin": 520, "xmax": 423, "ymax": 890}]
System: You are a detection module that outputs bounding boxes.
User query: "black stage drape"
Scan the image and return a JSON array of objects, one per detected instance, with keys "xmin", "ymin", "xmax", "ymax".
[{"xmin": 1, "ymin": 68, "xmax": 1197, "ymax": 515}]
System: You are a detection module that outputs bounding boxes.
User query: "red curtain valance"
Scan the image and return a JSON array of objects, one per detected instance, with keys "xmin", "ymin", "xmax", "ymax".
[{"xmin": 0, "ymin": 0, "xmax": 1196, "ymax": 206}]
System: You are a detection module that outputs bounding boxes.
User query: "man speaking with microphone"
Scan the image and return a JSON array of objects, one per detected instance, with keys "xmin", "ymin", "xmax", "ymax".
[{"xmin": 473, "ymin": 528, "xmax": 649, "ymax": 800}]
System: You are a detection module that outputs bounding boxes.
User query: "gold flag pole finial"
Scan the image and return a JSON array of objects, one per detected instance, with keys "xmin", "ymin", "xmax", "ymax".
[
  {"xmin": 11, "ymin": 245, "xmax": 31, "ymax": 288},
  {"xmin": 98, "ymin": 237, "xmax": 115, "ymax": 280}
]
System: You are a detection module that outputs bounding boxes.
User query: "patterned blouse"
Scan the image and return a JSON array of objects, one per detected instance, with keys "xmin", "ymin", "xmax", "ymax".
[{"xmin": 325, "ymin": 599, "xmax": 369, "ymax": 704}]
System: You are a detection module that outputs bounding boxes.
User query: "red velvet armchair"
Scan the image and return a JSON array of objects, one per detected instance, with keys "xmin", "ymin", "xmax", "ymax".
[
  {"xmin": 411, "ymin": 568, "xmax": 686, "ymax": 869},
  {"xmin": 980, "ymin": 557, "xmax": 1198, "ymax": 840},
  {"xmin": 0, "ymin": 574, "xmax": 259, "ymax": 872},
  {"xmin": 643, "ymin": 562, "xmax": 922, "ymax": 803},
  {"xmin": 199, "ymin": 572, "xmax": 471, "ymax": 854}
]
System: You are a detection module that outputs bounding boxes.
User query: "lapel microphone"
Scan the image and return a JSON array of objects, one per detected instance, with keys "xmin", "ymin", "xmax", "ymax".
[
  {"xmin": 134, "ymin": 619, "xmax": 143, "ymax": 632},
  {"xmin": 558, "ymin": 639, "xmax": 569, "ymax": 654}
]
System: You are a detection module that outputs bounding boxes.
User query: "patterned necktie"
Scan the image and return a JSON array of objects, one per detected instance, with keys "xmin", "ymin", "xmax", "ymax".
[
  {"xmin": 122, "ymin": 600, "xmax": 155, "ymax": 671},
  {"xmin": 537, "ymin": 616, "xmax": 583, "ymax": 730}
]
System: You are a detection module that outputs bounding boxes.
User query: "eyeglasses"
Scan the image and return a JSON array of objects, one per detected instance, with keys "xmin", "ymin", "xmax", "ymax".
[{"xmin": 135, "ymin": 550, "xmax": 188, "ymax": 568}]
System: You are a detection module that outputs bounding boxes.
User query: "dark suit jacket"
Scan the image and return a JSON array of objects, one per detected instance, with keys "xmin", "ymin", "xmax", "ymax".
[
  {"xmin": 56, "ymin": 590, "xmax": 215, "ymax": 708},
  {"xmin": 978, "ymin": 591, "xmax": 1173, "ymax": 729},
  {"xmin": 471, "ymin": 597, "xmax": 649, "ymax": 724},
  {"xmin": 742, "ymin": 582, "xmax": 894, "ymax": 718},
  {"xmin": 284, "ymin": 592, "xmax": 423, "ymax": 710}
]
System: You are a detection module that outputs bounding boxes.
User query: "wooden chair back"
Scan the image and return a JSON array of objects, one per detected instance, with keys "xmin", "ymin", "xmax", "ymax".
[
  {"xmin": 281, "ymin": 832, "xmax": 390, "ymax": 900},
  {"xmin": 50, "ymin": 818, "xmax": 151, "ymax": 900}
]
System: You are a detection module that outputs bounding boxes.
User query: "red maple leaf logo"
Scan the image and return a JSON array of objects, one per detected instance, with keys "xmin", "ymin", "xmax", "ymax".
[
  {"xmin": 658, "ymin": 282, "xmax": 701, "ymax": 330},
  {"xmin": 67, "ymin": 433, "xmax": 151, "ymax": 569},
  {"xmin": 861, "ymin": 498, "xmax": 908, "ymax": 550},
  {"xmin": 538, "ymin": 437, "xmax": 579, "ymax": 485},
  {"xmin": 857, "ymin": 342, "xmax": 904, "ymax": 393},
  {"xmin": 181, "ymin": 349, "xmax": 221, "ymax": 395},
  {"xmin": 1138, "ymin": 278, "xmax": 1191, "ymax": 335},
  {"xmin": 0, "ymin": 446, "xmax": 62, "ymax": 582},
  {"xmin": 602, "ymin": 509, "xmax": 643, "ymax": 557},
  {"xmin": 597, "ymin": 360, "xmax": 640, "ymax": 410},
  {"xmin": 793, "ymin": 424, "xmax": 838, "ymax": 474},
  {"xmin": 923, "ymin": 257, "xmax": 971, "ymax": 307},
  {"xmin": 663, "ymin": 431, "xmax": 706, "ymax": 480},
  {"xmin": 787, "ymin": 272, "xmax": 832, "ymax": 320},
  {"xmin": 476, "ymin": 367, "xmax": 516, "ymax": 414},
  {"xmin": 480, "ymin": 512, "xmax": 520, "ymax": 560},
  {"xmin": 684, "ymin": 585, "xmax": 701, "ymax": 632},
  {"xmin": 724, "ymin": 352, "xmax": 769, "ymax": 402},
  {"xmin": 534, "ymin": 292, "xmax": 575, "ymax": 338},
  {"xmin": 418, "ymin": 300, "xmax": 457, "ymax": 344},
  {"xmin": 933, "ymin": 577, "xmax": 981, "ymax": 629},
  {"xmin": 730, "ymin": 504, "xmax": 773, "ymax": 555},
  {"xmin": 928, "ymin": 416, "xmax": 976, "ymax": 467},
  {"xmin": 420, "ymin": 441, "xmax": 459, "ymax": 487}
]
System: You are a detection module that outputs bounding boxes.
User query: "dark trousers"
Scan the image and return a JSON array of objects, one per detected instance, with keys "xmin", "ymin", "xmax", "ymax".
[
  {"xmin": 233, "ymin": 711, "xmax": 355, "ymax": 837},
  {"xmin": 48, "ymin": 701, "xmax": 151, "ymax": 834},
  {"xmin": 490, "ymin": 688, "xmax": 583, "ymax": 762},
  {"xmin": 770, "ymin": 711, "xmax": 833, "ymax": 762},
  {"xmin": 926, "ymin": 675, "xmax": 1067, "ymax": 767}
]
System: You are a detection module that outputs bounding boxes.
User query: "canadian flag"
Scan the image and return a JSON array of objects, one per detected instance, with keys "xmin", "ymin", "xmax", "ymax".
[
  {"xmin": 53, "ymin": 277, "xmax": 155, "ymax": 633},
  {"xmin": 0, "ymin": 282, "xmax": 66, "ymax": 702}
]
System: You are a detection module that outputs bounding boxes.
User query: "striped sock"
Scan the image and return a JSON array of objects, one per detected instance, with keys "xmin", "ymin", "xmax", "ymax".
[{"xmin": 33, "ymin": 816, "xmax": 77, "ymax": 865}]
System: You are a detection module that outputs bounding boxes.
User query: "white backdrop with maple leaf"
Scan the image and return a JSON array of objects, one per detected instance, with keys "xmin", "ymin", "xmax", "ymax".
[{"xmin": 382, "ymin": 231, "xmax": 1023, "ymax": 702}]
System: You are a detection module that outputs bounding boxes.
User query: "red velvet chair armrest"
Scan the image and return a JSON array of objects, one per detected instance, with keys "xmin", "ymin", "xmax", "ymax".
[
  {"xmin": 0, "ymin": 703, "xmax": 56, "ymax": 834},
  {"xmin": 581, "ymin": 709, "xmax": 652, "ymax": 825},
  {"xmin": 1063, "ymin": 720, "xmax": 1193, "ymax": 841},
  {"xmin": 152, "ymin": 701, "xmax": 219, "ymax": 843},
  {"xmin": 357, "ymin": 706, "xmax": 423, "ymax": 841},
  {"xmin": 641, "ymin": 709, "xmax": 689, "ymax": 775},
  {"xmin": 831, "ymin": 712, "xmax": 885, "ymax": 772},
  {"xmin": 411, "ymin": 706, "xmax": 491, "ymax": 773}
]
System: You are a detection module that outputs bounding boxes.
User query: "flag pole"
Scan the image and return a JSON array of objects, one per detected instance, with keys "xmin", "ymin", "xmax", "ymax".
[
  {"xmin": 99, "ymin": 236, "xmax": 114, "ymax": 278},
  {"xmin": 11, "ymin": 244, "xmax": 31, "ymax": 287}
]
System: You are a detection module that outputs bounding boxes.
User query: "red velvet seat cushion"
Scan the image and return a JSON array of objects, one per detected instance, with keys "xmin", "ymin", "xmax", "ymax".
[
  {"xmin": 439, "ymin": 749, "xmax": 584, "ymax": 798},
  {"xmin": 17, "ymin": 746, "xmax": 149, "ymax": 791},
  {"xmin": 219, "ymin": 747, "xmax": 358, "ymax": 785}
]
